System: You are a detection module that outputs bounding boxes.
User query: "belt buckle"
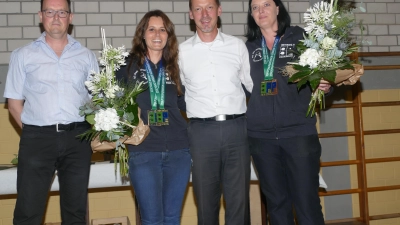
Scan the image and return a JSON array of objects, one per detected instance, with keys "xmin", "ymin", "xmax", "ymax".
[{"xmin": 215, "ymin": 115, "xmax": 226, "ymax": 121}]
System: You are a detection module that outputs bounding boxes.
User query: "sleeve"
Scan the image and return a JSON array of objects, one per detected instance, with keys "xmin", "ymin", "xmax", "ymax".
[
  {"xmin": 90, "ymin": 51, "xmax": 100, "ymax": 73},
  {"xmin": 115, "ymin": 65, "xmax": 128, "ymax": 83},
  {"xmin": 177, "ymin": 85, "xmax": 186, "ymax": 112},
  {"xmin": 86, "ymin": 50, "xmax": 100, "ymax": 99},
  {"xmin": 238, "ymin": 41, "xmax": 253, "ymax": 93},
  {"xmin": 4, "ymin": 49, "xmax": 26, "ymax": 100},
  {"xmin": 242, "ymin": 83, "xmax": 251, "ymax": 98},
  {"xmin": 178, "ymin": 52, "xmax": 186, "ymax": 86},
  {"xmin": 325, "ymin": 86, "xmax": 334, "ymax": 97}
]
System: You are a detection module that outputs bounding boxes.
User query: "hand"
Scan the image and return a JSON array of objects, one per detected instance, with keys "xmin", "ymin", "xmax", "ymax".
[{"xmin": 317, "ymin": 79, "xmax": 331, "ymax": 94}]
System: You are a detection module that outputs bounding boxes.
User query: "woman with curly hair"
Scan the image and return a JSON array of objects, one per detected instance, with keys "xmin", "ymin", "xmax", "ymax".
[{"xmin": 116, "ymin": 10, "xmax": 190, "ymax": 225}]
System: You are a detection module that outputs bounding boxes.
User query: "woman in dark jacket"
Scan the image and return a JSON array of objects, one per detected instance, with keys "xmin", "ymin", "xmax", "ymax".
[
  {"xmin": 116, "ymin": 10, "xmax": 190, "ymax": 225},
  {"xmin": 245, "ymin": 0, "xmax": 331, "ymax": 224}
]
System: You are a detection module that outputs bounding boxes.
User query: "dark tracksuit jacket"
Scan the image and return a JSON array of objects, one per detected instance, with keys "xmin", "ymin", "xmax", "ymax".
[
  {"xmin": 116, "ymin": 56, "xmax": 189, "ymax": 152},
  {"xmin": 245, "ymin": 26, "xmax": 319, "ymax": 139}
]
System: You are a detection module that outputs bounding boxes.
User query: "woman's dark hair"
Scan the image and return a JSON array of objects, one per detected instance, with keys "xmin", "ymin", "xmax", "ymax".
[
  {"xmin": 245, "ymin": 0, "xmax": 291, "ymax": 41},
  {"xmin": 127, "ymin": 10, "xmax": 183, "ymax": 95}
]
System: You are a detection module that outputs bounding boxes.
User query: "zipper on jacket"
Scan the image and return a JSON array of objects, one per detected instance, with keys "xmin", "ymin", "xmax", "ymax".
[{"xmin": 272, "ymin": 28, "xmax": 296, "ymax": 140}]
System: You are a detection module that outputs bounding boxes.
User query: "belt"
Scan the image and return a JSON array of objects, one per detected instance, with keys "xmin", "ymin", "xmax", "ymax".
[
  {"xmin": 23, "ymin": 122, "xmax": 90, "ymax": 132},
  {"xmin": 189, "ymin": 113, "xmax": 245, "ymax": 122}
]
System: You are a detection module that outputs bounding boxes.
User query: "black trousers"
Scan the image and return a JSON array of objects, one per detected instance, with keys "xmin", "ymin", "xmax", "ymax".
[
  {"xmin": 188, "ymin": 117, "xmax": 250, "ymax": 225},
  {"xmin": 249, "ymin": 135, "xmax": 325, "ymax": 225},
  {"xmin": 13, "ymin": 124, "xmax": 92, "ymax": 225}
]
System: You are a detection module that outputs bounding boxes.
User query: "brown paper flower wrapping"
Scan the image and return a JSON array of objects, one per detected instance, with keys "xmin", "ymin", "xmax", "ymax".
[
  {"xmin": 90, "ymin": 136, "xmax": 117, "ymax": 152},
  {"xmin": 284, "ymin": 64, "xmax": 364, "ymax": 85},
  {"xmin": 90, "ymin": 109, "xmax": 150, "ymax": 153},
  {"xmin": 124, "ymin": 117, "xmax": 150, "ymax": 145},
  {"xmin": 334, "ymin": 64, "xmax": 364, "ymax": 86}
]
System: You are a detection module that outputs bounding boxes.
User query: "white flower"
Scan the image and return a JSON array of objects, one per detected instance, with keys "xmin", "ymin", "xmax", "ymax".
[
  {"xmin": 99, "ymin": 45, "xmax": 129, "ymax": 71},
  {"xmin": 299, "ymin": 48, "xmax": 322, "ymax": 69},
  {"xmin": 321, "ymin": 37, "xmax": 337, "ymax": 50},
  {"xmin": 85, "ymin": 80, "xmax": 97, "ymax": 92},
  {"xmin": 303, "ymin": 1, "xmax": 337, "ymax": 39},
  {"xmin": 94, "ymin": 108, "xmax": 120, "ymax": 131},
  {"xmin": 304, "ymin": 1, "xmax": 334, "ymax": 24},
  {"xmin": 104, "ymin": 84, "xmax": 121, "ymax": 99}
]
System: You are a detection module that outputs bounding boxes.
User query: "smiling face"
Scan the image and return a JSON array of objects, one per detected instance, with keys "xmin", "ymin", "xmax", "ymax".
[
  {"xmin": 39, "ymin": 0, "xmax": 72, "ymax": 40},
  {"xmin": 250, "ymin": 0, "xmax": 279, "ymax": 31},
  {"xmin": 189, "ymin": 0, "xmax": 221, "ymax": 38},
  {"xmin": 144, "ymin": 16, "xmax": 168, "ymax": 54}
]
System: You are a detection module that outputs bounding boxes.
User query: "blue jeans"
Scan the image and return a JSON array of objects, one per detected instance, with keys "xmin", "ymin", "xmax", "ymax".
[{"xmin": 128, "ymin": 149, "xmax": 191, "ymax": 225}]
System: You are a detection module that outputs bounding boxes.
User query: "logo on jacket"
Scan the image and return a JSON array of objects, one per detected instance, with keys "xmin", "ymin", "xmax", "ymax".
[
  {"xmin": 166, "ymin": 73, "xmax": 176, "ymax": 85},
  {"xmin": 279, "ymin": 44, "xmax": 295, "ymax": 58},
  {"xmin": 133, "ymin": 69, "xmax": 148, "ymax": 84},
  {"xmin": 134, "ymin": 70, "xmax": 175, "ymax": 85},
  {"xmin": 251, "ymin": 48, "xmax": 263, "ymax": 62}
]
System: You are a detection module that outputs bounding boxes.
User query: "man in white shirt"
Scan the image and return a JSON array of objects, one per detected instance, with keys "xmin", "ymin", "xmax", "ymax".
[{"xmin": 179, "ymin": 0, "xmax": 253, "ymax": 224}]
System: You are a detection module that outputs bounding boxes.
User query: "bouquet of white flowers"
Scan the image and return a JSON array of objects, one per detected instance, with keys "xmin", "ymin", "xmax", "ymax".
[
  {"xmin": 79, "ymin": 28, "xmax": 147, "ymax": 177},
  {"xmin": 283, "ymin": 0, "xmax": 364, "ymax": 117}
]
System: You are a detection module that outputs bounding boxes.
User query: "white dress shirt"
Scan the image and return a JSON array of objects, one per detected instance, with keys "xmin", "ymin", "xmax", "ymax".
[{"xmin": 179, "ymin": 30, "xmax": 253, "ymax": 118}]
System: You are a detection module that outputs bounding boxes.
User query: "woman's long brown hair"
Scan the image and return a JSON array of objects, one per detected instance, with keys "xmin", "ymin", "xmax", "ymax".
[{"xmin": 127, "ymin": 10, "xmax": 182, "ymax": 96}]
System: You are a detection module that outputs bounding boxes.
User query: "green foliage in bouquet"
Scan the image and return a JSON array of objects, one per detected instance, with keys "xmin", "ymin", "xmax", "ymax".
[
  {"xmin": 283, "ymin": 0, "xmax": 361, "ymax": 117},
  {"xmin": 79, "ymin": 82, "xmax": 145, "ymax": 142},
  {"xmin": 79, "ymin": 29, "xmax": 146, "ymax": 177}
]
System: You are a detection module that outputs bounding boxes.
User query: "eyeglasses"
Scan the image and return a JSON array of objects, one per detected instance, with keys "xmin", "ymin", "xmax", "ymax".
[{"xmin": 42, "ymin": 9, "xmax": 70, "ymax": 18}]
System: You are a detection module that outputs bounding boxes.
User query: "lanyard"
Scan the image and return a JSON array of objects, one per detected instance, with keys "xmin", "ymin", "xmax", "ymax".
[
  {"xmin": 144, "ymin": 58, "xmax": 166, "ymax": 110},
  {"xmin": 262, "ymin": 36, "xmax": 280, "ymax": 81}
]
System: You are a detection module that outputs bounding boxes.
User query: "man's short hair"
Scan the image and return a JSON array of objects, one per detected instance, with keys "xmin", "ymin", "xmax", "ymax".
[
  {"xmin": 189, "ymin": 0, "xmax": 221, "ymax": 10},
  {"xmin": 41, "ymin": 0, "xmax": 71, "ymax": 12}
]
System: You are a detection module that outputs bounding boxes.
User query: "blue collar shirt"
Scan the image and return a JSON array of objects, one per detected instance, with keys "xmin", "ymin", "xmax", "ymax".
[{"xmin": 4, "ymin": 32, "xmax": 99, "ymax": 126}]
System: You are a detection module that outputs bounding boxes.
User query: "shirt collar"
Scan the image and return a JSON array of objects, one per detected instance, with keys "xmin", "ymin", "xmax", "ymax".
[
  {"xmin": 35, "ymin": 32, "xmax": 81, "ymax": 49},
  {"xmin": 192, "ymin": 29, "xmax": 225, "ymax": 46}
]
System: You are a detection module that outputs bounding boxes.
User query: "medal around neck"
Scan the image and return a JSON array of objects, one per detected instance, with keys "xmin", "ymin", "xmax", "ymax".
[
  {"xmin": 261, "ymin": 79, "xmax": 278, "ymax": 96},
  {"xmin": 144, "ymin": 58, "xmax": 169, "ymax": 126},
  {"xmin": 261, "ymin": 36, "xmax": 280, "ymax": 96},
  {"xmin": 148, "ymin": 109, "xmax": 169, "ymax": 126}
]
